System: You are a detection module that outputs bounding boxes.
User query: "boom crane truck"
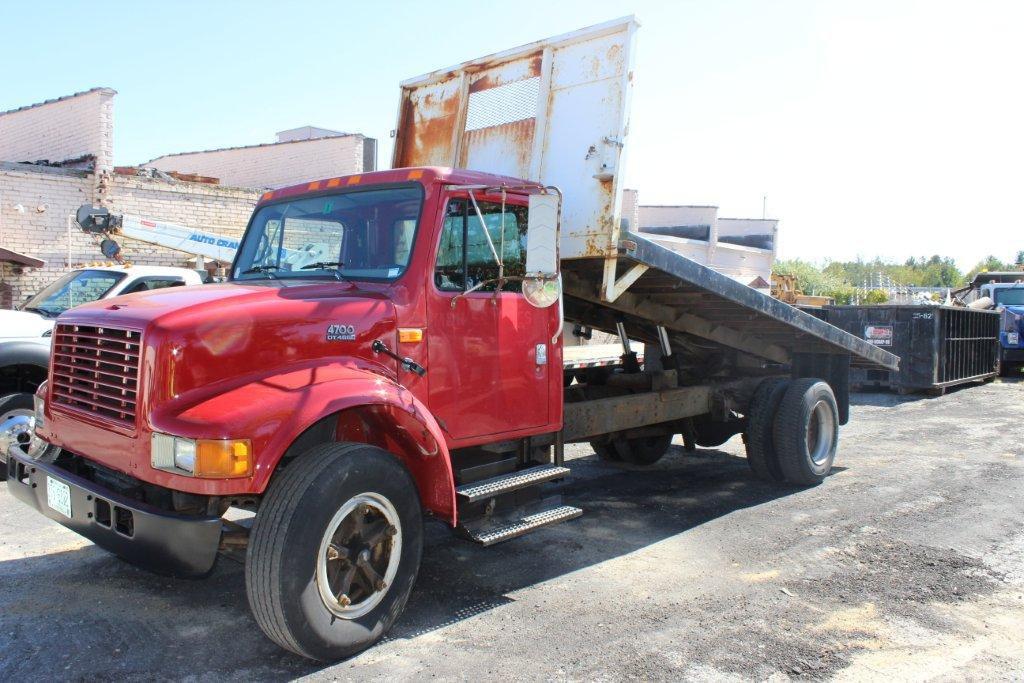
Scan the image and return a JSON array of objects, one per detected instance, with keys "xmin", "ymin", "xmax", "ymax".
[{"xmin": 8, "ymin": 18, "xmax": 897, "ymax": 661}]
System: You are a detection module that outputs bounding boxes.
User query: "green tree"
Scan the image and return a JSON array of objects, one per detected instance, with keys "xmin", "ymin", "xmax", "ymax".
[
  {"xmin": 863, "ymin": 289, "xmax": 889, "ymax": 304},
  {"xmin": 967, "ymin": 255, "xmax": 1011, "ymax": 280}
]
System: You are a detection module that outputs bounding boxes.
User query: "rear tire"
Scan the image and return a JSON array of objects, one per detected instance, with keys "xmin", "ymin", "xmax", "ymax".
[
  {"xmin": 744, "ymin": 379, "xmax": 789, "ymax": 482},
  {"xmin": 590, "ymin": 440, "xmax": 621, "ymax": 461},
  {"xmin": 246, "ymin": 442, "xmax": 423, "ymax": 661},
  {"xmin": 616, "ymin": 434, "xmax": 673, "ymax": 465},
  {"xmin": 590, "ymin": 434, "xmax": 673, "ymax": 465},
  {"xmin": 692, "ymin": 416, "xmax": 742, "ymax": 448},
  {"xmin": 772, "ymin": 379, "xmax": 839, "ymax": 486}
]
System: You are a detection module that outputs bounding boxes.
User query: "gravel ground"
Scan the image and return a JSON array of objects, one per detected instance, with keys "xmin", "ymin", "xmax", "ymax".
[{"xmin": 1, "ymin": 378, "xmax": 1022, "ymax": 681}]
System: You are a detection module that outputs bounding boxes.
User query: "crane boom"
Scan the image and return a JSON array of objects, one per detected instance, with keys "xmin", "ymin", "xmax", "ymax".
[
  {"xmin": 74, "ymin": 204, "xmax": 326, "ymax": 270},
  {"xmin": 117, "ymin": 214, "xmax": 241, "ymax": 262},
  {"xmin": 75, "ymin": 204, "xmax": 239, "ymax": 263}
]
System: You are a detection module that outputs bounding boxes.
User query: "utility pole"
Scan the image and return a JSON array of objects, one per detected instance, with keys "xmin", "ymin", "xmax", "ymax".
[{"xmin": 762, "ymin": 195, "xmax": 767, "ymax": 220}]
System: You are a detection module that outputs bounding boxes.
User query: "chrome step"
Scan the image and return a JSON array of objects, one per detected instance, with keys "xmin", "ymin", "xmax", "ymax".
[
  {"xmin": 467, "ymin": 505, "xmax": 583, "ymax": 546},
  {"xmin": 456, "ymin": 464, "xmax": 570, "ymax": 503}
]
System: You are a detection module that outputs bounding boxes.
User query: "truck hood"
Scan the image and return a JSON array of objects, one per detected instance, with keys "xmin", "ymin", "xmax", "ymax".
[
  {"xmin": 57, "ymin": 281, "xmax": 398, "ymax": 403},
  {"xmin": 0, "ymin": 309, "xmax": 53, "ymax": 338}
]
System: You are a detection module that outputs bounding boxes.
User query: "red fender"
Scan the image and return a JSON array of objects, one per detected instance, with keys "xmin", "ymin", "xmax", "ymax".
[{"xmin": 153, "ymin": 362, "xmax": 457, "ymax": 525}]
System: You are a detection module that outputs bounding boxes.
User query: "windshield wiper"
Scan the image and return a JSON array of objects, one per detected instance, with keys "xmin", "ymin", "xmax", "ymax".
[
  {"xmin": 300, "ymin": 261, "xmax": 347, "ymax": 281},
  {"xmin": 23, "ymin": 306, "xmax": 58, "ymax": 318},
  {"xmin": 241, "ymin": 265, "xmax": 279, "ymax": 278}
]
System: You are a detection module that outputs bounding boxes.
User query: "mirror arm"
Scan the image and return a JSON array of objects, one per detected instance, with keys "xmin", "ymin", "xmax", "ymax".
[
  {"xmin": 450, "ymin": 276, "xmax": 526, "ymax": 308},
  {"xmin": 467, "ymin": 190, "xmax": 503, "ymax": 272}
]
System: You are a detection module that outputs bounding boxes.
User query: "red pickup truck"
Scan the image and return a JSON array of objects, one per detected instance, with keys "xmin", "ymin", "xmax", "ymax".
[{"xmin": 7, "ymin": 18, "xmax": 896, "ymax": 661}]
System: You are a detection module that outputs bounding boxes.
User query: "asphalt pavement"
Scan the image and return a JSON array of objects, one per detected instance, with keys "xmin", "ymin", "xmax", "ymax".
[{"xmin": 1, "ymin": 379, "xmax": 1022, "ymax": 681}]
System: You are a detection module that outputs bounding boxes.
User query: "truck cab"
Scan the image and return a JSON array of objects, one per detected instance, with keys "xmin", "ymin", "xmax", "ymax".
[
  {"xmin": 979, "ymin": 282, "xmax": 1024, "ymax": 374},
  {"xmin": 26, "ymin": 168, "xmax": 560, "ymax": 497}
]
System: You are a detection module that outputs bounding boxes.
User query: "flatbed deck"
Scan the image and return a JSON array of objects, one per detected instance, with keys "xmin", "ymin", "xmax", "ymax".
[{"xmin": 562, "ymin": 234, "xmax": 899, "ymax": 371}]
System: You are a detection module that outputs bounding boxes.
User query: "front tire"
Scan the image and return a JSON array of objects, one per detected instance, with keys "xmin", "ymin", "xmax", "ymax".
[
  {"xmin": 0, "ymin": 393, "xmax": 36, "ymax": 481},
  {"xmin": 246, "ymin": 442, "xmax": 423, "ymax": 661}
]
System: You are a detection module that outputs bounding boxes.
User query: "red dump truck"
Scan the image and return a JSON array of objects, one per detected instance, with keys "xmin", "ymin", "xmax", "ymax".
[{"xmin": 8, "ymin": 18, "xmax": 896, "ymax": 660}]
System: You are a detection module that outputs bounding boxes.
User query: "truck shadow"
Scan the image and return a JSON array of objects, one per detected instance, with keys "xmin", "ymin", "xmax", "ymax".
[{"xmin": 0, "ymin": 443, "xmax": 805, "ymax": 680}]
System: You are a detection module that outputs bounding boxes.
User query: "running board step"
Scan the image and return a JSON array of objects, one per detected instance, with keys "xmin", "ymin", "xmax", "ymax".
[
  {"xmin": 466, "ymin": 505, "xmax": 583, "ymax": 546},
  {"xmin": 456, "ymin": 464, "xmax": 570, "ymax": 503}
]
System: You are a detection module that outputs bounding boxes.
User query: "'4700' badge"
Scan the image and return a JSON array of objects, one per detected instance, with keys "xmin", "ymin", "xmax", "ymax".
[{"xmin": 327, "ymin": 324, "xmax": 356, "ymax": 341}]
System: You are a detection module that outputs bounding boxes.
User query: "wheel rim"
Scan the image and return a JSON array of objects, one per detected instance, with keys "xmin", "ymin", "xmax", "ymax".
[
  {"xmin": 0, "ymin": 409, "xmax": 39, "ymax": 459},
  {"xmin": 806, "ymin": 400, "xmax": 835, "ymax": 466},
  {"xmin": 315, "ymin": 492, "xmax": 402, "ymax": 620}
]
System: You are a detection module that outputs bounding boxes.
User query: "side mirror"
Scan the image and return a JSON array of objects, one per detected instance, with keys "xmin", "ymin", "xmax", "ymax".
[
  {"xmin": 525, "ymin": 194, "xmax": 559, "ymax": 278},
  {"xmin": 523, "ymin": 193, "xmax": 561, "ymax": 308}
]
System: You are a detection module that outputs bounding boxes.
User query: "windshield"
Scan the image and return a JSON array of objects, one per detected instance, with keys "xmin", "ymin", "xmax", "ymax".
[
  {"xmin": 20, "ymin": 269, "xmax": 126, "ymax": 317},
  {"xmin": 233, "ymin": 185, "xmax": 423, "ymax": 282},
  {"xmin": 995, "ymin": 288, "xmax": 1024, "ymax": 306}
]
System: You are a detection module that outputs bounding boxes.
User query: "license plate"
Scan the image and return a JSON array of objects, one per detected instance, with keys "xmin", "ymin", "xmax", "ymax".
[
  {"xmin": 1009, "ymin": 332, "xmax": 1019, "ymax": 346},
  {"xmin": 46, "ymin": 477, "xmax": 72, "ymax": 519}
]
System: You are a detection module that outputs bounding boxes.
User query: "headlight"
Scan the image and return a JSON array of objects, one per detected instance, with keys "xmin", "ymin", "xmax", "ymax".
[{"xmin": 151, "ymin": 433, "xmax": 251, "ymax": 478}]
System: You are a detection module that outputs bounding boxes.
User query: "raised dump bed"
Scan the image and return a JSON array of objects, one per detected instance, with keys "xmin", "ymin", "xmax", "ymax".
[{"xmin": 823, "ymin": 305, "xmax": 1000, "ymax": 393}]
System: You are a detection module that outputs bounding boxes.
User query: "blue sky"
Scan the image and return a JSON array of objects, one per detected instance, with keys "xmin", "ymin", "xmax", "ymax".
[{"xmin": 3, "ymin": 1, "xmax": 1021, "ymax": 269}]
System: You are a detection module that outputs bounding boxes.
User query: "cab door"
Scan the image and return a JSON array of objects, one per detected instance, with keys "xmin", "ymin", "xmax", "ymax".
[{"xmin": 426, "ymin": 196, "xmax": 550, "ymax": 444}]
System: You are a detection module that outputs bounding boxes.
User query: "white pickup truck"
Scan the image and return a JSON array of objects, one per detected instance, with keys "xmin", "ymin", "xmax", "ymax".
[{"xmin": 0, "ymin": 265, "xmax": 205, "ymax": 475}]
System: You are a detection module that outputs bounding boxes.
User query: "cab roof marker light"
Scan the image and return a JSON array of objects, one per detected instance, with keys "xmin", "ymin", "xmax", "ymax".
[
  {"xmin": 308, "ymin": 181, "xmax": 321, "ymax": 191},
  {"xmin": 347, "ymin": 176, "xmax": 362, "ymax": 185},
  {"xmin": 407, "ymin": 170, "xmax": 424, "ymax": 180},
  {"xmin": 326, "ymin": 178, "xmax": 341, "ymax": 188}
]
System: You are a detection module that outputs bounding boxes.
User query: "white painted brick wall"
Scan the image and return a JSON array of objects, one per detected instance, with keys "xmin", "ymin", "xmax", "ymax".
[
  {"xmin": 0, "ymin": 164, "xmax": 258, "ymax": 303},
  {"xmin": 0, "ymin": 89, "xmax": 116, "ymax": 171},
  {"xmin": 148, "ymin": 135, "xmax": 370, "ymax": 189}
]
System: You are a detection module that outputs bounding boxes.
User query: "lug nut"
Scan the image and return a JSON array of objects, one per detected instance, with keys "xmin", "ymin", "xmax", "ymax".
[{"xmin": 338, "ymin": 594, "xmax": 351, "ymax": 607}]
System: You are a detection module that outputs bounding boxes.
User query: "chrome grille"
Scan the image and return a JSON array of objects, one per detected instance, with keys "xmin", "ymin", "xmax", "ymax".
[{"xmin": 51, "ymin": 324, "xmax": 140, "ymax": 426}]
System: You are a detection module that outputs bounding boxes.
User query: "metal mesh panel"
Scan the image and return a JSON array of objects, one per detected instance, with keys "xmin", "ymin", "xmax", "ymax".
[
  {"xmin": 938, "ymin": 308, "xmax": 1001, "ymax": 384},
  {"xmin": 465, "ymin": 77, "xmax": 540, "ymax": 132}
]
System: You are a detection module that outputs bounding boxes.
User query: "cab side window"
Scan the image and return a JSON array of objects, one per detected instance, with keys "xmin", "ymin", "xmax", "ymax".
[{"xmin": 434, "ymin": 199, "xmax": 528, "ymax": 293}]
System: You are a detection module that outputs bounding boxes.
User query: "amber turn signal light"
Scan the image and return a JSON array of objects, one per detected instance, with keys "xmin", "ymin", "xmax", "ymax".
[
  {"xmin": 195, "ymin": 439, "xmax": 252, "ymax": 478},
  {"xmin": 398, "ymin": 328, "xmax": 424, "ymax": 343}
]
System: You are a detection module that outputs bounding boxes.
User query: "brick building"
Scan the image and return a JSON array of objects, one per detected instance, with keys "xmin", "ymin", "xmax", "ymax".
[
  {"xmin": 146, "ymin": 127, "xmax": 376, "ymax": 190},
  {"xmin": 0, "ymin": 88, "xmax": 374, "ymax": 306}
]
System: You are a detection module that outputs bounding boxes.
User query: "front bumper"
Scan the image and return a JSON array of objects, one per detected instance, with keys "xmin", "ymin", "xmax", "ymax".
[
  {"xmin": 6, "ymin": 451, "xmax": 222, "ymax": 577},
  {"xmin": 1000, "ymin": 347, "xmax": 1024, "ymax": 364}
]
